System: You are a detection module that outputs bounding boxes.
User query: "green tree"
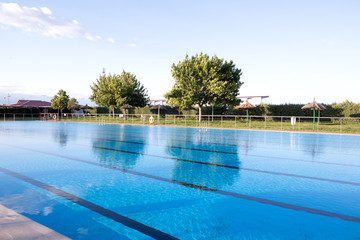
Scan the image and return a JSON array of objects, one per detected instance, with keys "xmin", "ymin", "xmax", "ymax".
[
  {"xmin": 90, "ymin": 71, "xmax": 148, "ymax": 116},
  {"xmin": 165, "ymin": 53, "xmax": 243, "ymax": 121},
  {"xmin": 51, "ymin": 89, "xmax": 70, "ymax": 115},
  {"xmin": 67, "ymin": 97, "xmax": 80, "ymax": 113},
  {"xmin": 331, "ymin": 101, "xmax": 360, "ymax": 117}
]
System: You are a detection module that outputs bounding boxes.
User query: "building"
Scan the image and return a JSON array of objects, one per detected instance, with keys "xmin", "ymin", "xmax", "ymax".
[
  {"xmin": 10, "ymin": 100, "xmax": 52, "ymax": 109},
  {"xmin": 8, "ymin": 100, "xmax": 52, "ymax": 118}
]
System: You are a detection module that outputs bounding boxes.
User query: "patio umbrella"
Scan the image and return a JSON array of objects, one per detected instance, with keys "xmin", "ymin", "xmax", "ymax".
[
  {"xmin": 121, "ymin": 104, "xmax": 135, "ymax": 118},
  {"xmin": 80, "ymin": 104, "xmax": 93, "ymax": 110},
  {"xmin": 150, "ymin": 104, "xmax": 166, "ymax": 115},
  {"xmin": 69, "ymin": 106, "xmax": 80, "ymax": 115},
  {"xmin": 235, "ymin": 99, "xmax": 256, "ymax": 125},
  {"xmin": 301, "ymin": 98, "xmax": 327, "ymax": 129},
  {"xmin": 79, "ymin": 104, "xmax": 93, "ymax": 116},
  {"xmin": 150, "ymin": 104, "xmax": 166, "ymax": 123},
  {"xmin": 70, "ymin": 106, "xmax": 81, "ymax": 111}
]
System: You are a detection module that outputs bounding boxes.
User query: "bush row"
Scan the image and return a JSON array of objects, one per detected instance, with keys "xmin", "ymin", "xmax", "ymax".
[
  {"xmin": 1, "ymin": 100, "xmax": 359, "ymax": 118},
  {"xmin": 89, "ymin": 101, "xmax": 360, "ymax": 118}
]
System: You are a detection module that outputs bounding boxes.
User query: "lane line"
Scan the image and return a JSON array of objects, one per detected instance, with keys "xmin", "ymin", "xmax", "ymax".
[
  {"xmin": 4, "ymin": 129, "xmax": 360, "ymax": 166},
  {"xmin": 9, "ymin": 123, "xmax": 360, "ymax": 155},
  {"xmin": 4, "ymin": 141, "xmax": 360, "ymax": 187},
  {"xmin": 94, "ymin": 137, "xmax": 360, "ymax": 168},
  {"xmin": 2, "ymin": 145, "xmax": 360, "ymax": 224},
  {"xmin": 0, "ymin": 167, "xmax": 179, "ymax": 240},
  {"xmin": 92, "ymin": 145, "xmax": 360, "ymax": 187},
  {"xmin": 92, "ymin": 127, "xmax": 360, "ymax": 150},
  {"xmin": 96, "ymin": 137, "xmax": 237, "ymax": 155}
]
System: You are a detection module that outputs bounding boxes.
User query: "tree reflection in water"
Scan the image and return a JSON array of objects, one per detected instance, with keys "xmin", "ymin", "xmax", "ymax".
[
  {"xmin": 52, "ymin": 123, "xmax": 70, "ymax": 147},
  {"xmin": 298, "ymin": 133, "xmax": 323, "ymax": 161},
  {"xmin": 168, "ymin": 130, "xmax": 242, "ymax": 189},
  {"xmin": 92, "ymin": 132, "xmax": 146, "ymax": 169}
]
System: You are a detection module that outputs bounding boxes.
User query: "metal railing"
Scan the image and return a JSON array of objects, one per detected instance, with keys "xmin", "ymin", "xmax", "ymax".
[{"xmin": 2, "ymin": 113, "xmax": 360, "ymax": 133}]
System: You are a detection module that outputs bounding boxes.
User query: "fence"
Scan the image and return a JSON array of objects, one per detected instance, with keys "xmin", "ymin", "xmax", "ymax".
[{"xmin": 2, "ymin": 113, "xmax": 360, "ymax": 133}]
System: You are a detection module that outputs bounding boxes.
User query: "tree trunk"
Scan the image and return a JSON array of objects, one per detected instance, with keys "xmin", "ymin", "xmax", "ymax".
[
  {"xmin": 198, "ymin": 105, "xmax": 202, "ymax": 122},
  {"xmin": 112, "ymin": 108, "xmax": 115, "ymax": 118},
  {"xmin": 212, "ymin": 105, "xmax": 214, "ymax": 121}
]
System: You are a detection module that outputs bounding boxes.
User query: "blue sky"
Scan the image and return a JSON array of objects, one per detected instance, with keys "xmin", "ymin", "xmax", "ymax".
[{"xmin": 0, "ymin": 0, "xmax": 359, "ymax": 105}]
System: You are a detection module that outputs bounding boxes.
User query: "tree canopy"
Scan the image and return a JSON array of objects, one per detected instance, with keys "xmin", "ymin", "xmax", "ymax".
[
  {"xmin": 164, "ymin": 53, "xmax": 243, "ymax": 121},
  {"xmin": 67, "ymin": 97, "xmax": 80, "ymax": 111},
  {"xmin": 51, "ymin": 89, "xmax": 70, "ymax": 114},
  {"xmin": 89, "ymin": 71, "xmax": 148, "ymax": 115}
]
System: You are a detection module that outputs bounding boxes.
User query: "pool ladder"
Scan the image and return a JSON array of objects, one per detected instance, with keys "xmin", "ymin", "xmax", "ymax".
[
  {"xmin": 98, "ymin": 118, "xmax": 105, "ymax": 125},
  {"xmin": 200, "ymin": 122, "xmax": 208, "ymax": 131}
]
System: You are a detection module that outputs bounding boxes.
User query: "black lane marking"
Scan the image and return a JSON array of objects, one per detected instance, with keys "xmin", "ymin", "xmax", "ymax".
[
  {"xmin": 12, "ymin": 129, "xmax": 360, "ymax": 170},
  {"xmin": 23, "ymin": 121, "xmax": 360, "ymax": 151},
  {"xmin": 0, "ymin": 166, "xmax": 179, "ymax": 240},
  {"xmin": 7, "ymin": 125, "xmax": 360, "ymax": 160},
  {"xmin": 94, "ymin": 137, "xmax": 360, "ymax": 168},
  {"xmin": 92, "ymin": 126, "xmax": 360, "ymax": 150},
  {"xmin": 2, "ymin": 147, "xmax": 360, "ymax": 224},
  {"xmin": 95, "ymin": 137, "xmax": 237, "ymax": 155},
  {"xmin": 39, "ymin": 122, "xmax": 359, "ymax": 153},
  {"xmin": 6, "ymin": 129, "xmax": 360, "ymax": 168},
  {"xmin": 92, "ymin": 146, "xmax": 360, "ymax": 187},
  {"xmin": 4, "ymin": 136, "xmax": 360, "ymax": 187},
  {"xmin": 96, "ymin": 131, "xmax": 360, "ymax": 158}
]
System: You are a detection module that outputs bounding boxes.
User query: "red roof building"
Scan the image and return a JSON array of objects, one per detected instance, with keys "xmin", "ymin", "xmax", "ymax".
[{"xmin": 10, "ymin": 100, "xmax": 51, "ymax": 108}]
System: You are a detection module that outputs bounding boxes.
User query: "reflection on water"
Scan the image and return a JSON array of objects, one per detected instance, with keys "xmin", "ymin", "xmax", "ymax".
[
  {"xmin": 296, "ymin": 133, "xmax": 323, "ymax": 160},
  {"xmin": 237, "ymin": 132, "xmax": 255, "ymax": 156},
  {"xmin": 91, "ymin": 131, "xmax": 146, "ymax": 169},
  {"xmin": 52, "ymin": 123, "xmax": 70, "ymax": 147},
  {"xmin": 167, "ymin": 129, "xmax": 241, "ymax": 188},
  {"xmin": 0, "ymin": 174, "xmax": 121, "ymax": 239},
  {"xmin": 0, "ymin": 188, "xmax": 55, "ymax": 216}
]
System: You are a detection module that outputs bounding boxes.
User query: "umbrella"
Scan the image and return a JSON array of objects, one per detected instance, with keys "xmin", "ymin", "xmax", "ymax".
[
  {"xmin": 150, "ymin": 104, "xmax": 166, "ymax": 123},
  {"xmin": 301, "ymin": 98, "xmax": 327, "ymax": 129},
  {"xmin": 79, "ymin": 104, "xmax": 93, "ymax": 116},
  {"xmin": 150, "ymin": 104, "xmax": 166, "ymax": 115},
  {"xmin": 80, "ymin": 104, "xmax": 93, "ymax": 109},
  {"xmin": 69, "ymin": 106, "xmax": 80, "ymax": 116},
  {"xmin": 236, "ymin": 99, "xmax": 256, "ymax": 125},
  {"xmin": 121, "ymin": 104, "xmax": 135, "ymax": 118},
  {"xmin": 121, "ymin": 104, "xmax": 135, "ymax": 110},
  {"xmin": 70, "ymin": 106, "xmax": 81, "ymax": 111}
]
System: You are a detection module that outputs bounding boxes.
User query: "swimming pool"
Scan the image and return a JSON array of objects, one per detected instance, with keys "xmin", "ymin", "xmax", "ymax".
[{"xmin": 0, "ymin": 121, "xmax": 359, "ymax": 239}]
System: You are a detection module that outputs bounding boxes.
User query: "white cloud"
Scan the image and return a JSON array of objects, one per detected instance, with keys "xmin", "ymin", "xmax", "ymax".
[
  {"xmin": 0, "ymin": 2, "xmax": 97, "ymax": 40},
  {"xmin": 127, "ymin": 43, "xmax": 136, "ymax": 47},
  {"xmin": 107, "ymin": 37, "xmax": 115, "ymax": 43},
  {"xmin": 85, "ymin": 33, "xmax": 95, "ymax": 41},
  {"xmin": 95, "ymin": 35, "xmax": 102, "ymax": 40},
  {"xmin": 40, "ymin": 7, "xmax": 51, "ymax": 15}
]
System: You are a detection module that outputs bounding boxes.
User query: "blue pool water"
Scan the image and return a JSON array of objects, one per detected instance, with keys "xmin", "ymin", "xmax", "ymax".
[{"xmin": 0, "ymin": 121, "xmax": 360, "ymax": 239}]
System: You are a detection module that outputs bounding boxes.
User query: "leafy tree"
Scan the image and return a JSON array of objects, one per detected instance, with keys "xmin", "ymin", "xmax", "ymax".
[
  {"xmin": 67, "ymin": 97, "xmax": 80, "ymax": 113},
  {"xmin": 165, "ymin": 53, "xmax": 243, "ymax": 121},
  {"xmin": 330, "ymin": 101, "xmax": 360, "ymax": 117},
  {"xmin": 67, "ymin": 97, "xmax": 79, "ymax": 109},
  {"xmin": 51, "ymin": 89, "xmax": 70, "ymax": 115},
  {"xmin": 90, "ymin": 71, "xmax": 148, "ymax": 116}
]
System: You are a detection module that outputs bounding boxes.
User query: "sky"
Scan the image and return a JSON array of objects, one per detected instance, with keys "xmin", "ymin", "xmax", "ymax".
[{"xmin": 0, "ymin": 0, "xmax": 359, "ymax": 106}]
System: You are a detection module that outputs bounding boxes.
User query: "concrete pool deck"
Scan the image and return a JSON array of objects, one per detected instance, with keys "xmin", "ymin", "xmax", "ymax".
[{"xmin": 0, "ymin": 204, "xmax": 70, "ymax": 240}]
